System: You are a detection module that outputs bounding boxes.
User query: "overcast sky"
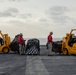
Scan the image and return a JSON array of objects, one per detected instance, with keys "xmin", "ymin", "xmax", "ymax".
[{"xmin": 0, "ymin": 0, "xmax": 76, "ymax": 38}]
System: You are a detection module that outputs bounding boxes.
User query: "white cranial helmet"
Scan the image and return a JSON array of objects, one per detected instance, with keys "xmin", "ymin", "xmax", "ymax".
[{"xmin": 20, "ymin": 33, "xmax": 23, "ymax": 36}]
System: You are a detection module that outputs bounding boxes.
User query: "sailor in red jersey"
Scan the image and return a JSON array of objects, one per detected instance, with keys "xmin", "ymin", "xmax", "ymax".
[
  {"xmin": 47, "ymin": 31, "xmax": 53, "ymax": 55},
  {"xmin": 18, "ymin": 33, "xmax": 25, "ymax": 55}
]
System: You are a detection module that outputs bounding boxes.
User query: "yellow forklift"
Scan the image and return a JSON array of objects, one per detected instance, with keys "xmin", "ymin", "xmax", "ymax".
[
  {"xmin": 0, "ymin": 31, "xmax": 10, "ymax": 53},
  {"xmin": 62, "ymin": 29, "xmax": 76, "ymax": 55}
]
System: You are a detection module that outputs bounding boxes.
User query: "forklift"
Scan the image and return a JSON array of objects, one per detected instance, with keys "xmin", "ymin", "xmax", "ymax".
[
  {"xmin": 0, "ymin": 31, "xmax": 10, "ymax": 53},
  {"xmin": 62, "ymin": 29, "xmax": 76, "ymax": 55}
]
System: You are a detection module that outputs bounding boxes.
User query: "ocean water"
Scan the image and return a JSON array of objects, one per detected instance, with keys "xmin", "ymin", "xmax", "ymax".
[
  {"xmin": 11, "ymin": 38, "xmax": 62, "ymax": 45},
  {"xmin": 39, "ymin": 38, "xmax": 62, "ymax": 45}
]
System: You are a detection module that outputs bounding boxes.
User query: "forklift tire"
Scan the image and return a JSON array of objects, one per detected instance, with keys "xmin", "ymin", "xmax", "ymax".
[
  {"xmin": 2, "ymin": 47, "xmax": 10, "ymax": 53},
  {"xmin": 63, "ymin": 48, "xmax": 68, "ymax": 55}
]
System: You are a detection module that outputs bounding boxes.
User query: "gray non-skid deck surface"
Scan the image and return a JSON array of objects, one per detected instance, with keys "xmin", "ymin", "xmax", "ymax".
[
  {"xmin": 25, "ymin": 56, "xmax": 49, "ymax": 75},
  {"xmin": 0, "ymin": 46, "xmax": 76, "ymax": 75},
  {"xmin": 0, "ymin": 54, "xmax": 26, "ymax": 75}
]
